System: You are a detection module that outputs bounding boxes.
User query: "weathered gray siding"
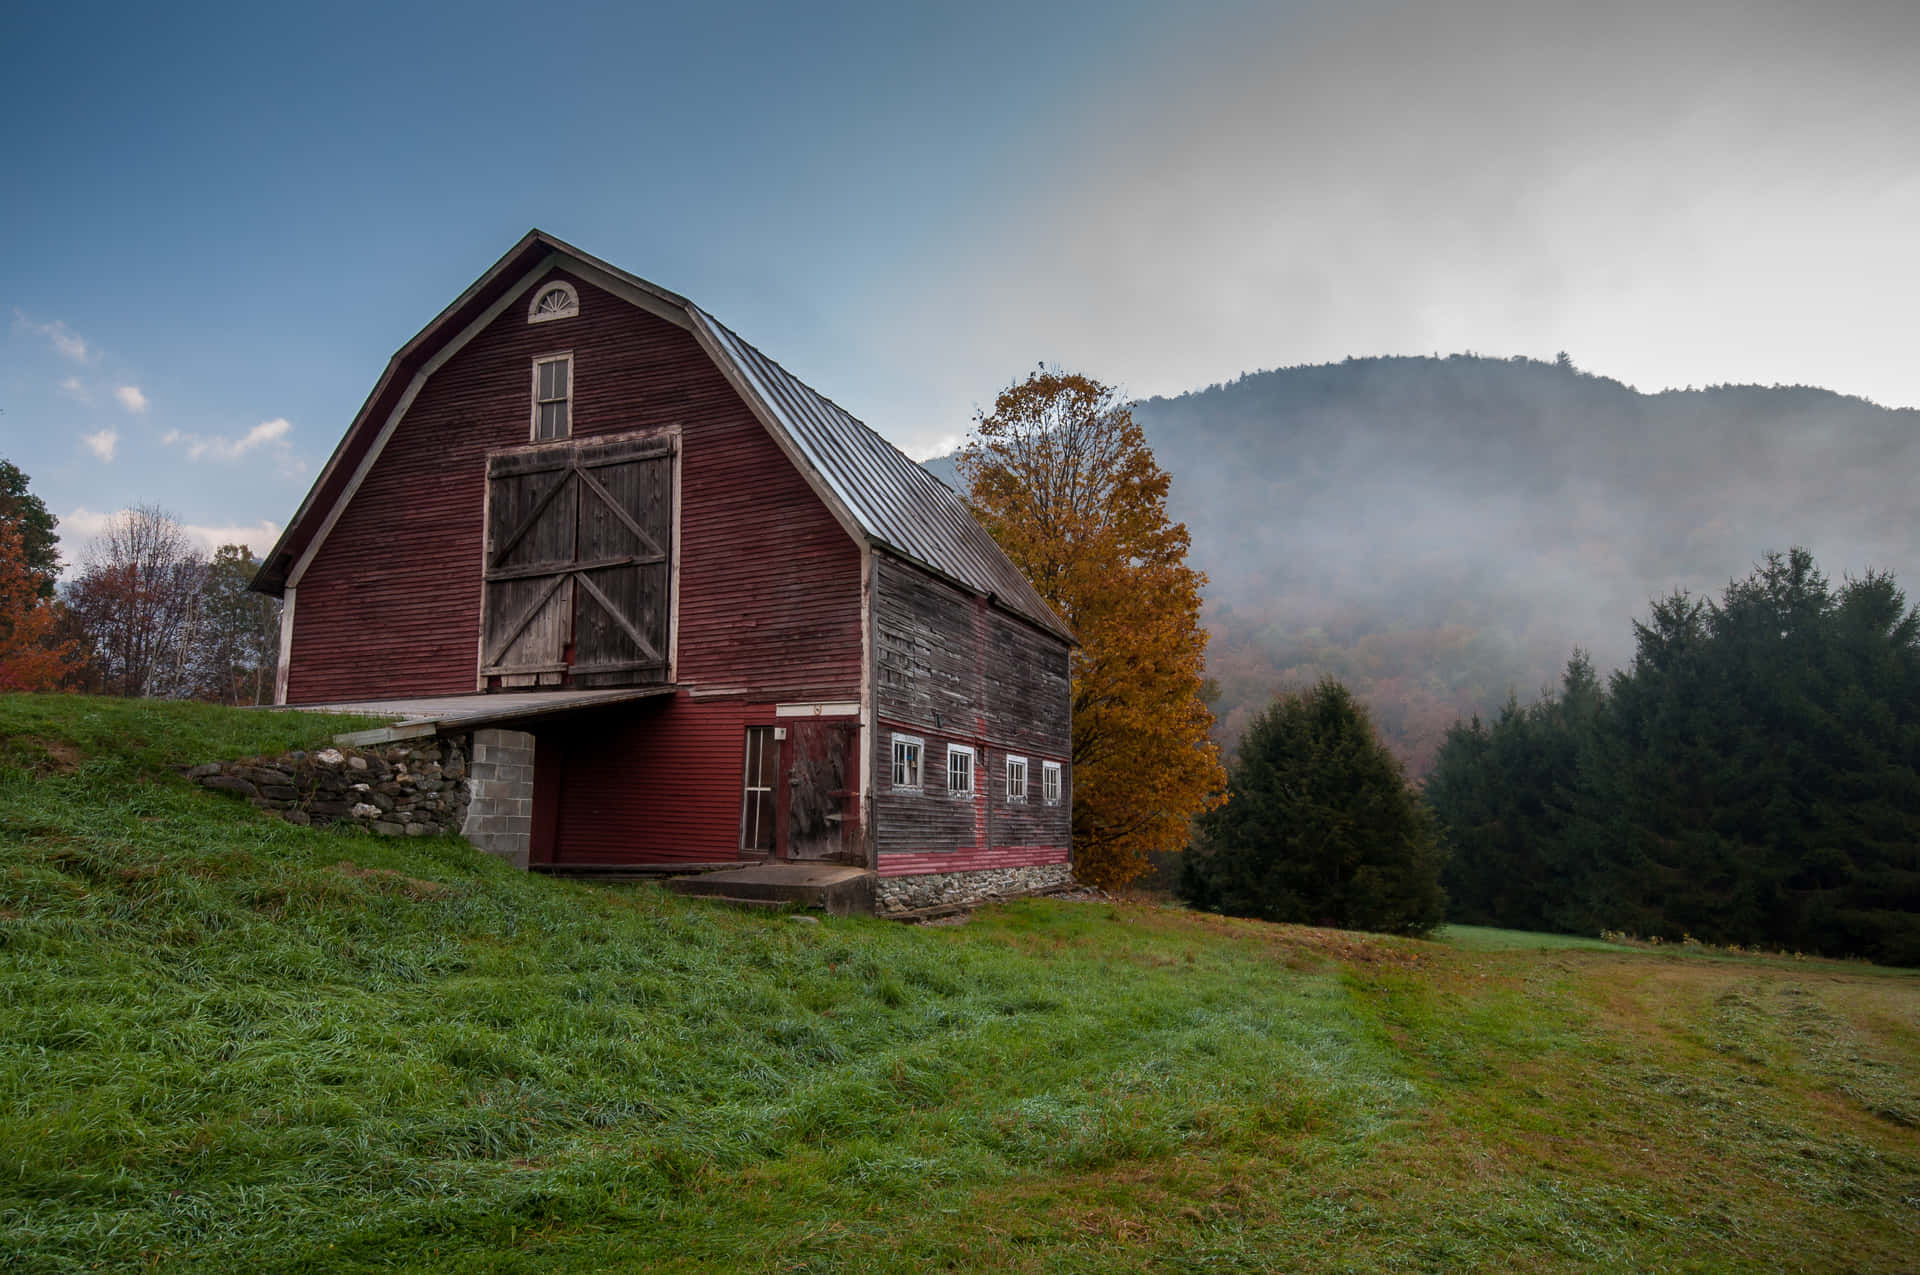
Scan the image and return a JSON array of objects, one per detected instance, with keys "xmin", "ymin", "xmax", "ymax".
[{"xmin": 871, "ymin": 551, "xmax": 1071, "ymax": 874}]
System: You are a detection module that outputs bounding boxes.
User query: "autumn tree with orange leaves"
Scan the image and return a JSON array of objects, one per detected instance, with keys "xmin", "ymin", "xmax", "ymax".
[
  {"xmin": 959, "ymin": 369, "xmax": 1225, "ymax": 887},
  {"xmin": 0, "ymin": 521, "xmax": 84, "ymax": 692}
]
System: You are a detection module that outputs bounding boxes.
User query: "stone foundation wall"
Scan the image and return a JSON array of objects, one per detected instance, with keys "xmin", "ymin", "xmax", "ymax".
[
  {"xmin": 873, "ymin": 862, "xmax": 1077, "ymax": 915},
  {"xmin": 186, "ymin": 739, "xmax": 468, "ymax": 836},
  {"xmin": 464, "ymin": 729, "xmax": 536, "ymax": 869}
]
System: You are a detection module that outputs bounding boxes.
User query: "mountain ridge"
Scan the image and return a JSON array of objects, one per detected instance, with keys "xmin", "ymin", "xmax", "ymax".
[{"xmin": 923, "ymin": 354, "xmax": 1920, "ymax": 770}]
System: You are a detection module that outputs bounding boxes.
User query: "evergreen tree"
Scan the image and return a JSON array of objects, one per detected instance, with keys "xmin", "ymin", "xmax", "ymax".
[
  {"xmin": 1430, "ymin": 548, "xmax": 1920, "ymax": 964},
  {"xmin": 0, "ymin": 459, "xmax": 60, "ymax": 599},
  {"xmin": 1182, "ymin": 679, "xmax": 1446, "ymax": 936},
  {"xmin": 1428, "ymin": 651, "xmax": 1602, "ymax": 931}
]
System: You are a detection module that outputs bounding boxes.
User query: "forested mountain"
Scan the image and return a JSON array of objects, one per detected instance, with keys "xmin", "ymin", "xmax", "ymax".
[{"xmin": 928, "ymin": 355, "xmax": 1920, "ymax": 770}]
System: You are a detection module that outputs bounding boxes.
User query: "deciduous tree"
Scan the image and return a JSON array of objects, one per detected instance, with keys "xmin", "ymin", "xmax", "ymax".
[
  {"xmin": 958, "ymin": 368, "xmax": 1225, "ymax": 887},
  {"xmin": 195, "ymin": 544, "xmax": 281, "ymax": 704},
  {"xmin": 0, "ymin": 522, "xmax": 84, "ymax": 691},
  {"xmin": 64, "ymin": 506, "xmax": 207, "ymax": 698}
]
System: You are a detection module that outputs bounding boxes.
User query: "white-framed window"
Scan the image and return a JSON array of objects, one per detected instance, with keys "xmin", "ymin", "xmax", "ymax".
[
  {"xmin": 891, "ymin": 733, "xmax": 924, "ymax": 791},
  {"xmin": 946, "ymin": 744, "xmax": 974, "ymax": 798},
  {"xmin": 531, "ymin": 354, "xmax": 572, "ymax": 440},
  {"xmin": 1005, "ymin": 754, "xmax": 1028, "ymax": 803},
  {"xmin": 1042, "ymin": 760, "xmax": 1062, "ymax": 805},
  {"xmin": 528, "ymin": 281, "xmax": 579, "ymax": 323}
]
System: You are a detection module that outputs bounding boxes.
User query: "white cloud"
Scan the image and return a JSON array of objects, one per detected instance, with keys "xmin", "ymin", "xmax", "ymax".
[
  {"xmin": 180, "ymin": 518, "xmax": 283, "ymax": 559},
  {"xmin": 12, "ymin": 312, "xmax": 92, "ymax": 362},
  {"xmin": 844, "ymin": 0, "xmax": 1920, "ymax": 442},
  {"xmin": 901, "ymin": 432, "xmax": 964, "ymax": 462},
  {"xmin": 170, "ymin": 417, "xmax": 290, "ymax": 460},
  {"xmin": 57, "ymin": 507, "xmax": 114, "ymax": 542},
  {"xmin": 58, "ymin": 376, "xmax": 91, "ymax": 403},
  {"xmin": 115, "ymin": 385, "xmax": 148, "ymax": 413},
  {"xmin": 55, "ymin": 506, "xmax": 284, "ymax": 571},
  {"xmin": 82, "ymin": 429, "xmax": 118, "ymax": 462},
  {"xmin": 162, "ymin": 417, "xmax": 305, "ymax": 476}
]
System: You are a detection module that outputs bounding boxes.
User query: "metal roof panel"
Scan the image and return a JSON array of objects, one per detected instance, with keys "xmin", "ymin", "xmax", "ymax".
[{"xmin": 691, "ymin": 309, "xmax": 1072, "ymax": 642}]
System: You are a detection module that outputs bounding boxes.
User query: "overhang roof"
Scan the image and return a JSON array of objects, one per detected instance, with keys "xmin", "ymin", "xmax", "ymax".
[
  {"xmin": 253, "ymin": 230, "xmax": 1071, "ymax": 644},
  {"xmin": 295, "ymin": 686, "xmax": 679, "ymax": 746}
]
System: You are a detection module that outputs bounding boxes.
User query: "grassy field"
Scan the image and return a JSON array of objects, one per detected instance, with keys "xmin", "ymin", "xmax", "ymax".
[{"xmin": 2, "ymin": 695, "xmax": 1917, "ymax": 1272}]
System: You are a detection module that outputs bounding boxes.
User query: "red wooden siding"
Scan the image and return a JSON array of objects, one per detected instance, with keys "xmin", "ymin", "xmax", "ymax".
[
  {"xmin": 286, "ymin": 270, "xmax": 862, "ymax": 705},
  {"xmin": 876, "ymin": 845, "xmax": 1069, "ymax": 878},
  {"xmin": 532, "ymin": 694, "xmax": 766, "ymax": 865},
  {"xmin": 522, "ymin": 695, "xmax": 864, "ymax": 866}
]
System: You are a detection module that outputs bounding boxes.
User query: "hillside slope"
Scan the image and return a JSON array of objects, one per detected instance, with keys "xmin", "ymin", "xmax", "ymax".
[
  {"xmin": 3, "ymin": 696, "xmax": 1917, "ymax": 1271},
  {"xmin": 930, "ymin": 357, "xmax": 1920, "ymax": 769}
]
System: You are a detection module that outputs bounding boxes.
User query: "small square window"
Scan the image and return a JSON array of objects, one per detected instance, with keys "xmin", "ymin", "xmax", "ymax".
[
  {"xmin": 891, "ymin": 734, "xmax": 923, "ymax": 791},
  {"xmin": 1042, "ymin": 760, "xmax": 1062, "ymax": 805},
  {"xmin": 947, "ymin": 745, "xmax": 974, "ymax": 798},
  {"xmin": 1005, "ymin": 755, "xmax": 1028, "ymax": 803},
  {"xmin": 532, "ymin": 354, "xmax": 572, "ymax": 440}
]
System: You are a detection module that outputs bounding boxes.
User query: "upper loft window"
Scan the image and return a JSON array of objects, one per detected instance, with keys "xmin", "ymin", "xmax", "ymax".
[
  {"xmin": 528, "ymin": 281, "xmax": 579, "ymax": 323},
  {"xmin": 532, "ymin": 354, "xmax": 572, "ymax": 440}
]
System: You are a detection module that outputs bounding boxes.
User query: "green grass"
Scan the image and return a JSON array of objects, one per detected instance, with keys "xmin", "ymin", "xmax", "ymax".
[
  {"xmin": 3, "ymin": 694, "xmax": 1917, "ymax": 1272},
  {"xmin": 1437, "ymin": 925, "xmax": 1627, "ymax": 952}
]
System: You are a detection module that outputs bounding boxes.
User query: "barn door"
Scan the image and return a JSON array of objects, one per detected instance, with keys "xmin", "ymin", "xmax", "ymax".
[
  {"xmin": 785, "ymin": 719, "xmax": 858, "ymax": 860},
  {"xmin": 482, "ymin": 433, "xmax": 674, "ymax": 689},
  {"xmin": 571, "ymin": 436, "xmax": 673, "ymax": 687},
  {"xmin": 481, "ymin": 448, "xmax": 578, "ymax": 687}
]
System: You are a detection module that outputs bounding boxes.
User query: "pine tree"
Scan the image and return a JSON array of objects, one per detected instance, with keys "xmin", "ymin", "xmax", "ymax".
[
  {"xmin": 1430, "ymin": 548, "xmax": 1920, "ymax": 963},
  {"xmin": 1183, "ymin": 679, "xmax": 1446, "ymax": 936},
  {"xmin": 1428, "ymin": 651, "xmax": 1604, "ymax": 932},
  {"xmin": 0, "ymin": 459, "xmax": 60, "ymax": 600}
]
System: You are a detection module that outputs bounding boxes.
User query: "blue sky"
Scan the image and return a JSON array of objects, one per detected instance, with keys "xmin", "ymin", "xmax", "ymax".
[{"xmin": 5, "ymin": 0, "xmax": 1918, "ymax": 570}]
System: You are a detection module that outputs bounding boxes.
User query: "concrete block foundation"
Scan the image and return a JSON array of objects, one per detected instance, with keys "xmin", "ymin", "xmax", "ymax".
[{"xmin": 464, "ymin": 728, "xmax": 537, "ymax": 868}]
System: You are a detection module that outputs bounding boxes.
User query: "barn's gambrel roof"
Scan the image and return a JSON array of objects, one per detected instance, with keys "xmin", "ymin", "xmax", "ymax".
[
  {"xmin": 252, "ymin": 230, "xmax": 1071, "ymax": 643},
  {"xmin": 692, "ymin": 311, "xmax": 1072, "ymax": 641}
]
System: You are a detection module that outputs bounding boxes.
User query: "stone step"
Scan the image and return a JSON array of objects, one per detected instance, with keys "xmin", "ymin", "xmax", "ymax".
[{"xmin": 663, "ymin": 863, "xmax": 874, "ymax": 916}]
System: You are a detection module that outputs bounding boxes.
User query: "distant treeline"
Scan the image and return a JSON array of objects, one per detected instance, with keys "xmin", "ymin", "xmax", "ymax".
[
  {"xmin": 1427, "ymin": 549, "xmax": 1920, "ymax": 965},
  {"xmin": 0, "ymin": 461, "xmax": 280, "ymax": 704}
]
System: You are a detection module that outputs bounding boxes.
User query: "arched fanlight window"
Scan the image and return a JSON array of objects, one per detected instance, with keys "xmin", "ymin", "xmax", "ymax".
[{"xmin": 528, "ymin": 281, "xmax": 579, "ymax": 323}]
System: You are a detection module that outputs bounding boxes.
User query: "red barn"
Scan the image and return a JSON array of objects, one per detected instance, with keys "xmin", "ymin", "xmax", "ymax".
[{"xmin": 252, "ymin": 231, "xmax": 1074, "ymax": 914}]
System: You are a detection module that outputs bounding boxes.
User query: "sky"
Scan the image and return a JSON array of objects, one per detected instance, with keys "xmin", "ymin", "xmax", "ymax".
[{"xmin": 4, "ymin": 0, "xmax": 1917, "ymax": 572}]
